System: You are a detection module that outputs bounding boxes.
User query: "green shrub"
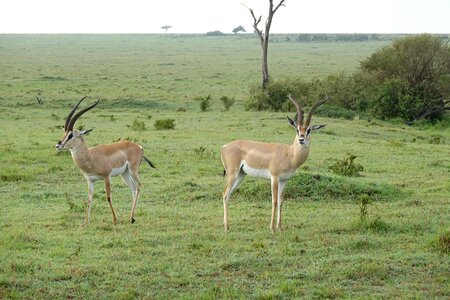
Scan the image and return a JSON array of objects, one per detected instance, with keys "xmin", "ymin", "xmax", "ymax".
[
  {"xmin": 245, "ymin": 75, "xmax": 370, "ymax": 113},
  {"xmin": 329, "ymin": 154, "xmax": 364, "ymax": 176},
  {"xmin": 359, "ymin": 195, "xmax": 370, "ymax": 221},
  {"xmin": 361, "ymin": 34, "xmax": 450, "ymax": 122},
  {"xmin": 154, "ymin": 118, "xmax": 175, "ymax": 130},
  {"xmin": 315, "ymin": 104, "xmax": 359, "ymax": 120},
  {"xmin": 244, "ymin": 34, "xmax": 450, "ymax": 123},
  {"xmin": 245, "ymin": 79, "xmax": 312, "ymax": 111},
  {"xmin": 312, "ymin": 72, "xmax": 372, "ymax": 111},
  {"xmin": 127, "ymin": 119, "xmax": 147, "ymax": 131},
  {"xmin": 196, "ymin": 95, "xmax": 212, "ymax": 112},
  {"xmin": 220, "ymin": 96, "xmax": 235, "ymax": 111}
]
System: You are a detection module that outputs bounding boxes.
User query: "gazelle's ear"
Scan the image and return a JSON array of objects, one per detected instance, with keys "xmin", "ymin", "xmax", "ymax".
[
  {"xmin": 311, "ymin": 124, "xmax": 326, "ymax": 131},
  {"xmin": 287, "ymin": 116, "xmax": 297, "ymax": 128},
  {"xmin": 79, "ymin": 129, "xmax": 93, "ymax": 135}
]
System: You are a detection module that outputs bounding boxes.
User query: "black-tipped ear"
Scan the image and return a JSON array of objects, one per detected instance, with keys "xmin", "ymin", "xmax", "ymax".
[
  {"xmin": 80, "ymin": 129, "xmax": 93, "ymax": 135},
  {"xmin": 311, "ymin": 124, "xmax": 326, "ymax": 131},
  {"xmin": 287, "ymin": 116, "xmax": 297, "ymax": 128}
]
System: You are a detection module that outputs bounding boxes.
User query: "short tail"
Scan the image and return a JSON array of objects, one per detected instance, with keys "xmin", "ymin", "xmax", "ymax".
[{"xmin": 143, "ymin": 156, "xmax": 156, "ymax": 169}]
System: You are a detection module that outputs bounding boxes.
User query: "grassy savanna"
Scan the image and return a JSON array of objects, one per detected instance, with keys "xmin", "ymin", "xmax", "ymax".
[{"xmin": 0, "ymin": 34, "xmax": 449, "ymax": 299}]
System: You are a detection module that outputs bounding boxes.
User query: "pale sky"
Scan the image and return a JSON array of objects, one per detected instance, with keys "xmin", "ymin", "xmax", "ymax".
[{"xmin": 0, "ymin": 0, "xmax": 449, "ymax": 34}]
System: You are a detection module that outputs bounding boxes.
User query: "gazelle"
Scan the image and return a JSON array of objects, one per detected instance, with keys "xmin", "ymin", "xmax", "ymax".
[
  {"xmin": 221, "ymin": 94, "xmax": 327, "ymax": 232},
  {"xmin": 55, "ymin": 97, "xmax": 155, "ymax": 225}
]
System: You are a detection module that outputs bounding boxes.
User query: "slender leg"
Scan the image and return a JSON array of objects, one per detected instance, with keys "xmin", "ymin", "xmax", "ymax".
[
  {"xmin": 276, "ymin": 180, "xmax": 287, "ymax": 230},
  {"xmin": 105, "ymin": 177, "xmax": 117, "ymax": 225},
  {"xmin": 223, "ymin": 171, "xmax": 245, "ymax": 231},
  {"xmin": 84, "ymin": 180, "xmax": 95, "ymax": 225},
  {"xmin": 270, "ymin": 176, "xmax": 279, "ymax": 233},
  {"xmin": 129, "ymin": 171, "xmax": 141, "ymax": 224}
]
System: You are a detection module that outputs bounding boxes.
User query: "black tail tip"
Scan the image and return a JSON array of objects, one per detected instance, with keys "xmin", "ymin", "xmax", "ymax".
[{"xmin": 143, "ymin": 156, "xmax": 156, "ymax": 169}]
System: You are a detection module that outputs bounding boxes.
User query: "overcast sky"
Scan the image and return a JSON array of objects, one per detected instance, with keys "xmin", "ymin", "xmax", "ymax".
[{"xmin": 1, "ymin": 0, "xmax": 449, "ymax": 34}]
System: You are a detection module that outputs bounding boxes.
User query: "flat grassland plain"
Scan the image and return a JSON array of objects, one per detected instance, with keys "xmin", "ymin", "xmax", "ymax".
[{"xmin": 0, "ymin": 34, "xmax": 449, "ymax": 299}]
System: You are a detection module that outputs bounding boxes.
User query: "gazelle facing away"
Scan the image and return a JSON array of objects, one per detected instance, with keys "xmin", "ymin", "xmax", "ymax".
[
  {"xmin": 221, "ymin": 95, "xmax": 327, "ymax": 232},
  {"xmin": 56, "ymin": 97, "xmax": 155, "ymax": 225}
]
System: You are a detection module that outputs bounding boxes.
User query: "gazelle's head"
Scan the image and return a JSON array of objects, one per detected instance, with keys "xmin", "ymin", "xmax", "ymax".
[
  {"xmin": 55, "ymin": 97, "xmax": 99, "ymax": 151},
  {"xmin": 287, "ymin": 94, "xmax": 327, "ymax": 146}
]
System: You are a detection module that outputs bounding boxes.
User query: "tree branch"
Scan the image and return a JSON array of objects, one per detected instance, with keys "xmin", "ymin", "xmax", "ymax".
[
  {"xmin": 404, "ymin": 97, "xmax": 450, "ymax": 125},
  {"xmin": 242, "ymin": 3, "xmax": 263, "ymax": 40},
  {"xmin": 273, "ymin": 0, "xmax": 286, "ymax": 14}
]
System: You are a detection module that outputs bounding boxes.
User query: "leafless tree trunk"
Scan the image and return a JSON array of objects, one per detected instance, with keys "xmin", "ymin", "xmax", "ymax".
[{"xmin": 246, "ymin": 0, "xmax": 286, "ymax": 89}]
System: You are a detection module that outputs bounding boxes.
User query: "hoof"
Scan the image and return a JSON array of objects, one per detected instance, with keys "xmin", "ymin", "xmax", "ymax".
[{"xmin": 131, "ymin": 218, "xmax": 136, "ymax": 224}]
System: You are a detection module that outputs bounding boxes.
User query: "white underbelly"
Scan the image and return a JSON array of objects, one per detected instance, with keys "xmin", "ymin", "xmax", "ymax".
[
  {"xmin": 241, "ymin": 161, "xmax": 297, "ymax": 181},
  {"xmin": 241, "ymin": 161, "xmax": 271, "ymax": 179},
  {"xmin": 86, "ymin": 174, "xmax": 103, "ymax": 181},
  {"xmin": 84, "ymin": 162, "xmax": 128, "ymax": 181},
  {"xmin": 279, "ymin": 170, "xmax": 296, "ymax": 181},
  {"xmin": 110, "ymin": 162, "xmax": 128, "ymax": 177}
]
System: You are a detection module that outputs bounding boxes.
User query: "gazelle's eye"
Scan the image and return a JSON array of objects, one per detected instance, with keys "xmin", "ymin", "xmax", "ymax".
[
  {"xmin": 306, "ymin": 128, "xmax": 311, "ymax": 135},
  {"xmin": 67, "ymin": 133, "xmax": 73, "ymax": 140}
]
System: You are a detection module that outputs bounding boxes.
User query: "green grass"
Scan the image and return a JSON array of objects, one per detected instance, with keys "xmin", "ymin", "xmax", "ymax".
[{"xmin": 0, "ymin": 34, "xmax": 449, "ymax": 299}]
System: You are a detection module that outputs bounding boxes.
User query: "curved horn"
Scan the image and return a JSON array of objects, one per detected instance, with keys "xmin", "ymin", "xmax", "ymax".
[
  {"xmin": 305, "ymin": 96, "xmax": 328, "ymax": 126},
  {"xmin": 288, "ymin": 94, "xmax": 304, "ymax": 126},
  {"xmin": 67, "ymin": 99, "xmax": 100, "ymax": 131},
  {"xmin": 64, "ymin": 96, "xmax": 87, "ymax": 131}
]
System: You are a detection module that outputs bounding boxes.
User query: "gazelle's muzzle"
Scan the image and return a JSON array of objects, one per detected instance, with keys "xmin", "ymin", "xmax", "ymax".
[
  {"xmin": 55, "ymin": 141, "xmax": 64, "ymax": 151},
  {"xmin": 299, "ymin": 135, "xmax": 307, "ymax": 145}
]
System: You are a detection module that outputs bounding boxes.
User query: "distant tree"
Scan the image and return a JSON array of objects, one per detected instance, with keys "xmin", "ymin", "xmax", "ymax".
[
  {"xmin": 161, "ymin": 25, "xmax": 172, "ymax": 33},
  {"xmin": 232, "ymin": 25, "xmax": 246, "ymax": 34},
  {"xmin": 206, "ymin": 31, "xmax": 224, "ymax": 36},
  {"xmin": 244, "ymin": 0, "xmax": 286, "ymax": 89},
  {"xmin": 361, "ymin": 34, "xmax": 450, "ymax": 122}
]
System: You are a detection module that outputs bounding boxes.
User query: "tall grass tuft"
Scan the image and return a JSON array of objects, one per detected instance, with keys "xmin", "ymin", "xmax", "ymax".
[{"xmin": 432, "ymin": 231, "xmax": 450, "ymax": 254}]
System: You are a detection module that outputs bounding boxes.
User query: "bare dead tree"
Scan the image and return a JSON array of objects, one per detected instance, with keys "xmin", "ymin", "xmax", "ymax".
[{"xmin": 244, "ymin": 0, "xmax": 286, "ymax": 89}]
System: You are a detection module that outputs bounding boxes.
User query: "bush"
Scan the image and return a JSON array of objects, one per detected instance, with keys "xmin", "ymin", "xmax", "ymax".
[
  {"xmin": 316, "ymin": 72, "xmax": 372, "ymax": 111},
  {"xmin": 244, "ymin": 34, "xmax": 450, "ymax": 124},
  {"xmin": 245, "ymin": 75, "xmax": 370, "ymax": 113},
  {"xmin": 154, "ymin": 119, "xmax": 175, "ymax": 130},
  {"xmin": 196, "ymin": 95, "xmax": 212, "ymax": 112},
  {"xmin": 329, "ymin": 154, "xmax": 364, "ymax": 177},
  {"xmin": 361, "ymin": 34, "xmax": 450, "ymax": 121},
  {"xmin": 245, "ymin": 79, "xmax": 312, "ymax": 111},
  {"xmin": 127, "ymin": 119, "xmax": 147, "ymax": 131},
  {"xmin": 220, "ymin": 96, "xmax": 235, "ymax": 111}
]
